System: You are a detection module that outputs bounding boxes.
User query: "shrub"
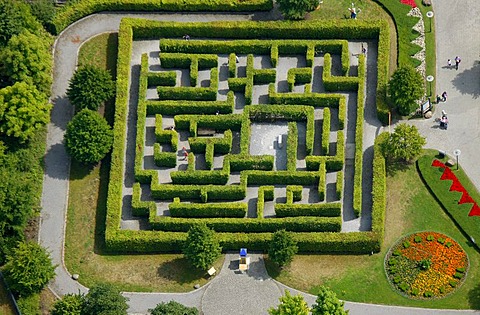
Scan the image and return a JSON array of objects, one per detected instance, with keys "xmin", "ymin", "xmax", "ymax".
[
  {"xmin": 51, "ymin": 294, "xmax": 84, "ymax": 315},
  {"xmin": 67, "ymin": 65, "xmax": 115, "ymax": 111},
  {"xmin": 269, "ymin": 290, "xmax": 309, "ymax": 315},
  {"xmin": 0, "ymin": 82, "xmax": 51, "ymax": 142},
  {"xmin": 150, "ymin": 301, "xmax": 199, "ymax": 315},
  {"xmin": 388, "ymin": 66, "xmax": 424, "ymax": 116},
  {"xmin": 414, "ymin": 235, "xmax": 422, "ymax": 243},
  {"xmin": 379, "ymin": 124, "xmax": 426, "ymax": 163},
  {"xmin": 82, "ymin": 283, "xmax": 129, "ymax": 315},
  {"xmin": 276, "ymin": 0, "xmax": 317, "ymax": 20},
  {"xmin": 64, "ymin": 109, "xmax": 113, "ymax": 164},
  {"xmin": 183, "ymin": 223, "xmax": 221, "ymax": 270},
  {"xmin": 3, "ymin": 242, "xmax": 56, "ymax": 296},
  {"xmin": 268, "ymin": 230, "xmax": 298, "ymax": 268},
  {"xmin": 311, "ymin": 286, "xmax": 348, "ymax": 315}
]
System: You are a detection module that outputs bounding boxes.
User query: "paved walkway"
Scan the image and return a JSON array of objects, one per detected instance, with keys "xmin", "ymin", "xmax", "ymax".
[{"xmin": 38, "ymin": 2, "xmax": 480, "ymax": 314}]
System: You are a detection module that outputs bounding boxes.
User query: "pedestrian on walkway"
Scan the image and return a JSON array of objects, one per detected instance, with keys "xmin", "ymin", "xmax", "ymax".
[
  {"xmin": 348, "ymin": 6, "xmax": 357, "ymax": 19},
  {"xmin": 455, "ymin": 56, "xmax": 461, "ymax": 70},
  {"xmin": 181, "ymin": 146, "xmax": 188, "ymax": 160},
  {"xmin": 442, "ymin": 91, "xmax": 448, "ymax": 102},
  {"xmin": 183, "ymin": 34, "xmax": 190, "ymax": 40},
  {"xmin": 447, "ymin": 59, "xmax": 452, "ymax": 68}
]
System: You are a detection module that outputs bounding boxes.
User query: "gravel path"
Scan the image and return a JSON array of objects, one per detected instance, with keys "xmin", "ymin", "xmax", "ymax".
[{"xmin": 39, "ymin": 4, "xmax": 480, "ymax": 314}]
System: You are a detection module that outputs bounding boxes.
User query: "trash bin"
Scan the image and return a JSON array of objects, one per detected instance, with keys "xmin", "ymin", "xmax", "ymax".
[{"xmin": 438, "ymin": 150, "xmax": 446, "ymax": 158}]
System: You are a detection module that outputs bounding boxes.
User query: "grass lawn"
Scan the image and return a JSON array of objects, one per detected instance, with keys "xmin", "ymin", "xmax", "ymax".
[
  {"xmin": 267, "ymin": 151, "xmax": 480, "ymax": 309},
  {"xmin": 64, "ymin": 33, "xmax": 223, "ymax": 292},
  {"xmin": 308, "ymin": 0, "xmax": 397, "ymax": 73}
]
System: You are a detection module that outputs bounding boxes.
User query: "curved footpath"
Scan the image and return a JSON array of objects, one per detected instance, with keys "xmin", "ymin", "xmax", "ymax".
[{"xmin": 39, "ymin": 2, "xmax": 480, "ymax": 314}]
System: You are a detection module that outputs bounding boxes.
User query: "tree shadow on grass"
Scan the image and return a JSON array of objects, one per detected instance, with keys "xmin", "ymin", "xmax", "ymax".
[
  {"xmin": 386, "ymin": 160, "xmax": 410, "ymax": 177},
  {"xmin": 468, "ymin": 282, "xmax": 480, "ymax": 309},
  {"xmin": 156, "ymin": 257, "xmax": 208, "ymax": 284}
]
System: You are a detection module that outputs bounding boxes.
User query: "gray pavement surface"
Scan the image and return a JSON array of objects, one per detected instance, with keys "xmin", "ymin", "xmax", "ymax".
[{"xmin": 39, "ymin": 2, "xmax": 480, "ymax": 313}]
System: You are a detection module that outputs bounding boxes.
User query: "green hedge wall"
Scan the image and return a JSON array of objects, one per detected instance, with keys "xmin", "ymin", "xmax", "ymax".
[
  {"xmin": 148, "ymin": 71, "xmax": 176, "ymax": 87},
  {"xmin": 286, "ymin": 122, "xmax": 298, "ymax": 171},
  {"xmin": 169, "ymin": 198, "xmax": 247, "ymax": 218},
  {"xmin": 53, "ymin": 0, "xmax": 273, "ymax": 35},
  {"xmin": 275, "ymin": 202, "xmax": 341, "ymax": 218},
  {"xmin": 150, "ymin": 216, "xmax": 341, "ymax": 233},
  {"xmin": 146, "ymin": 91, "xmax": 234, "ymax": 115},
  {"xmin": 322, "ymin": 108, "xmax": 331, "ymax": 155}
]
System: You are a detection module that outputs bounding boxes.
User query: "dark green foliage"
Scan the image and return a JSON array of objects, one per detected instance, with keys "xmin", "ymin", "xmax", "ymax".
[
  {"xmin": 51, "ymin": 294, "xmax": 84, "ymax": 315},
  {"xmin": 182, "ymin": 224, "xmax": 221, "ymax": 270},
  {"xmin": 268, "ymin": 230, "xmax": 298, "ymax": 268},
  {"xmin": 269, "ymin": 290, "xmax": 310, "ymax": 315},
  {"xmin": 311, "ymin": 286, "xmax": 349, "ymax": 315},
  {"xmin": 67, "ymin": 65, "xmax": 115, "ymax": 111},
  {"xmin": 3, "ymin": 242, "xmax": 56, "ymax": 296},
  {"xmin": 379, "ymin": 124, "xmax": 425, "ymax": 163},
  {"xmin": 0, "ymin": 0, "xmax": 41, "ymax": 46},
  {"xmin": 149, "ymin": 301, "xmax": 199, "ymax": 315},
  {"xmin": 0, "ymin": 30, "xmax": 52, "ymax": 95},
  {"xmin": 82, "ymin": 283, "xmax": 128, "ymax": 315},
  {"xmin": 28, "ymin": 0, "xmax": 56, "ymax": 31},
  {"xmin": 0, "ymin": 81, "xmax": 51, "ymax": 142},
  {"xmin": 388, "ymin": 66, "xmax": 424, "ymax": 116},
  {"xmin": 64, "ymin": 109, "xmax": 113, "ymax": 164},
  {"xmin": 276, "ymin": 0, "xmax": 318, "ymax": 20},
  {"xmin": 17, "ymin": 293, "xmax": 41, "ymax": 315}
]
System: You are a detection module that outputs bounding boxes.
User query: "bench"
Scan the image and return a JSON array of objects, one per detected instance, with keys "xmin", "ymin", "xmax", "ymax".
[{"xmin": 197, "ymin": 128, "xmax": 216, "ymax": 136}]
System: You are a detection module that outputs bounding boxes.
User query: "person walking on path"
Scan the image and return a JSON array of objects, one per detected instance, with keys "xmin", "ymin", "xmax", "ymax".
[
  {"xmin": 447, "ymin": 59, "xmax": 452, "ymax": 68},
  {"xmin": 455, "ymin": 56, "xmax": 461, "ymax": 70},
  {"xmin": 181, "ymin": 146, "xmax": 189, "ymax": 160},
  {"xmin": 442, "ymin": 91, "xmax": 448, "ymax": 102}
]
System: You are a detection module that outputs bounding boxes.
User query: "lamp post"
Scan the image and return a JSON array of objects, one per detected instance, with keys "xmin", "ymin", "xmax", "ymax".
[
  {"xmin": 426, "ymin": 11, "xmax": 434, "ymax": 33},
  {"xmin": 426, "ymin": 75, "xmax": 434, "ymax": 97},
  {"xmin": 453, "ymin": 149, "xmax": 461, "ymax": 171}
]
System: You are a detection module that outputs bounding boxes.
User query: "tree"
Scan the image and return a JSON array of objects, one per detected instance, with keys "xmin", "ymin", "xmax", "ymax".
[
  {"xmin": 0, "ymin": 30, "xmax": 52, "ymax": 95},
  {"xmin": 28, "ymin": 0, "xmax": 56, "ymax": 31},
  {"xmin": 388, "ymin": 66, "xmax": 425, "ymax": 116},
  {"xmin": 276, "ymin": 0, "xmax": 318, "ymax": 20},
  {"xmin": 379, "ymin": 124, "xmax": 426, "ymax": 163},
  {"xmin": 51, "ymin": 294, "xmax": 84, "ymax": 315},
  {"xmin": 311, "ymin": 286, "xmax": 349, "ymax": 315},
  {"xmin": 268, "ymin": 230, "xmax": 298, "ymax": 268},
  {"xmin": 0, "ymin": 81, "xmax": 51, "ymax": 142},
  {"xmin": 149, "ymin": 301, "xmax": 199, "ymax": 315},
  {"xmin": 0, "ymin": 0, "xmax": 42, "ymax": 46},
  {"xmin": 268, "ymin": 290, "xmax": 310, "ymax": 315},
  {"xmin": 182, "ymin": 224, "xmax": 221, "ymax": 270},
  {"xmin": 82, "ymin": 283, "xmax": 128, "ymax": 315},
  {"xmin": 64, "ymin": 109, "xmax": 114, "ymax": 164},
  {"xmin": 67, "ymin": 65, "xmax": 115, "ymax": 111},
  {"xmin": 3, "ymin": 242, "xmax": 56, "ymax": 296}
]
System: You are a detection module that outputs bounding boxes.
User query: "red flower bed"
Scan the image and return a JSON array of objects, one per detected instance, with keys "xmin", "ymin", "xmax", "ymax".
[
  {"xmin": 400, "ymin": 0, "xmax": 417, "ymax": 8},
  {"xmin": 431, "ymin": 159, "xmax": 480, "ymax": 216}
]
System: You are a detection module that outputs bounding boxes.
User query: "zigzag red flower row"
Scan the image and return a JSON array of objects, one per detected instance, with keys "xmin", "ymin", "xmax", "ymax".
[
  {"xmin": 431, "ymin": 159, "xmax": 480, "ymax": 216},
  {"xmin": 400, "ymin": 0, "xmax": 417, "ymax": 8}
]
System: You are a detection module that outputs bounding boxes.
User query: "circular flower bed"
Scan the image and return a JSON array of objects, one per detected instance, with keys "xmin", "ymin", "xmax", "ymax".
[{"xmin": 385, "ymin": 232, "xmax": 469, "ymax": 299}]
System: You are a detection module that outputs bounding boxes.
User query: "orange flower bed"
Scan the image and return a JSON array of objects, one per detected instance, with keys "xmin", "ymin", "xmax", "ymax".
[{"xmin": 385, "ymin": 232, "xmax": 469, "ymax": 299}]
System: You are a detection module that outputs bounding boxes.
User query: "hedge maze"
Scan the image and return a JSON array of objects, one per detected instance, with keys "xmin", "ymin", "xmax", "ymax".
[{"xmin": 106, "ymin": 19, "xmax": 388, "ymax": 254}]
